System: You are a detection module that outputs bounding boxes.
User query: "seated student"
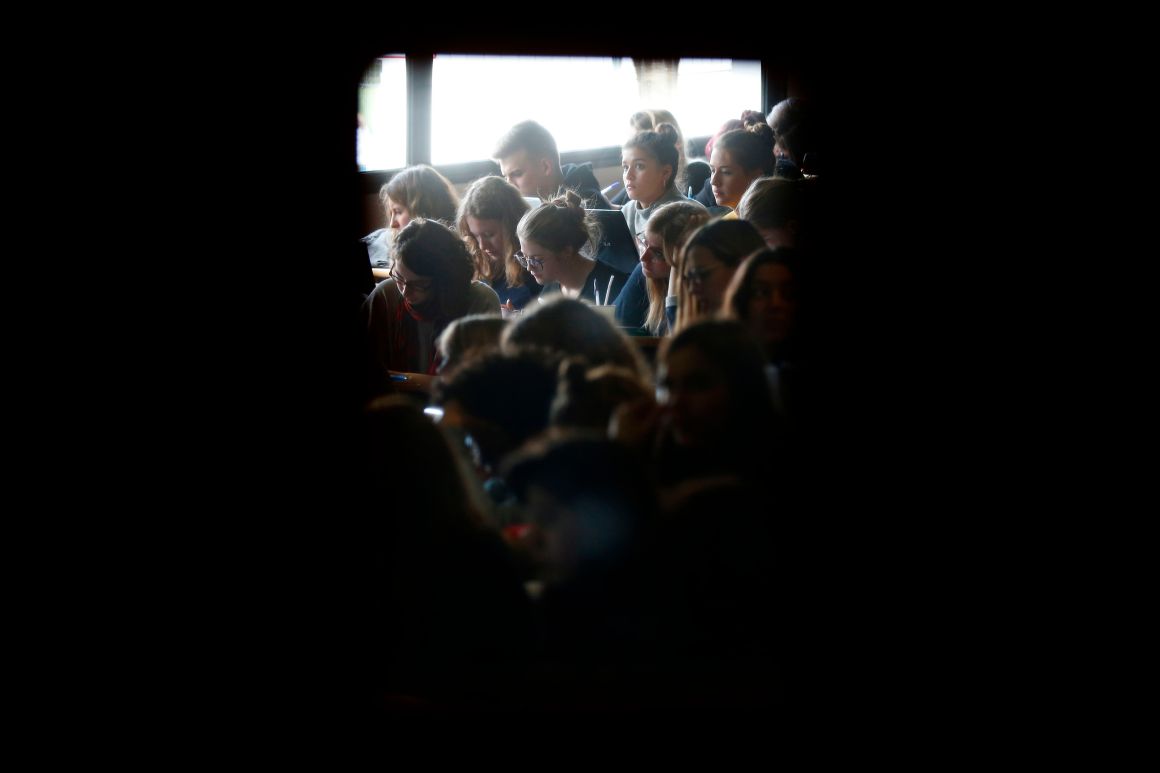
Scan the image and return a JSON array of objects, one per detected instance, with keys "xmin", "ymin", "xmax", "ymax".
[
  {"xmin": 614, "ymin": 200, "xmax": 710, "ymax": 334},
  {"xmin": 362, "ymin": 164, "xmax": 460, "ymax": 268},
  {"xmin": 767, "ymin": 97, "xmax": 818, "ymax": 175},
  {"xmin": 709, "ymin": 124, "xmax": 776, "ymax": 213},
  {"xmin": 493, "ymin": 120, "xmax": 613, "ymax": 209},
  {"xmin": 516, "ymin": 192, "xmax": 628, "ymax": 306},
  {"xmin": 434, "ymin": 314, "xmax": 509, "ymax": 376},
  {"xmin": 620, "ymin": 124, "xmax": 703, "ymax": 245},
  {"xmin": 457, "ymin": 176, "xmax": 541, "ymax": 311},
  {"xmin": 735, "ymin": 176, "xmax": 809, "ymax": 250},
  {"xmin": 502, "ymin": 295, "xmax": 648, "ymax": 381},
  {"xmin": 673, "ymin": 219, "xmax": 765, "ymax": 331},
  {"xmin": 611, "ymin": 109, "xmax": 687, "ymax": 206},
  {"xmin": 721, "ymin": 248, "xmax": 808, "ymax": 426},
  {"xmin": 362, "ymin": 219, "xmax": 500, "ymax": 389}
]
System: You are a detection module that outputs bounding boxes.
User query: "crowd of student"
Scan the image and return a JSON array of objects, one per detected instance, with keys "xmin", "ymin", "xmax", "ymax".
[{"xmin": 355, "ymin": 100, "xmax": 820, "ymax": 709}]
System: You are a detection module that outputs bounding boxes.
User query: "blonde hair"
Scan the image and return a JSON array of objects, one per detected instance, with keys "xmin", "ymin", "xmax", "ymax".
[{"xmin": 642, "ymin": 201, "xmax": 710, "ymax": 333}]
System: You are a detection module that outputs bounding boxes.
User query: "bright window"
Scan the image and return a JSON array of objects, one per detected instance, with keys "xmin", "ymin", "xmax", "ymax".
[{"xmin": 358, "ymin": 55, "xmax": 407, "ymax": 171}]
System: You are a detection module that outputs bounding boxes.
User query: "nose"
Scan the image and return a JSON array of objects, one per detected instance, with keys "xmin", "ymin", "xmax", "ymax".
[{"xmin": 710, "ymin": 169, "xmax": 721, "ymax": 186}]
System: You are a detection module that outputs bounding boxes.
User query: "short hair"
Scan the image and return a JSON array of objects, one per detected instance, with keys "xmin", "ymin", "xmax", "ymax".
[
  {"xmin": 766, "ymin": 98, "xmax": 815, "ymax": 167},
  {"xmin": 393, "ymin": 218, "xmax": 476, "ymax": 319},
  {"xmin": 380, "ymin": 164, "xmax": 459, "ymax": 224},
  {"xmin": 492, "ymin": 120, "xmax": 561, "ymax": 170},
  {"xmin": 457, "ymin": 175, "xmax": 530, "ymax": 287}
]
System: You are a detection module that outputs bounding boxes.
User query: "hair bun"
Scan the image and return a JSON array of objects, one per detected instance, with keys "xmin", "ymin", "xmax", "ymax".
[{"xmin": 655, "ymin": 122, "xmax": 679, "ymax": 143}]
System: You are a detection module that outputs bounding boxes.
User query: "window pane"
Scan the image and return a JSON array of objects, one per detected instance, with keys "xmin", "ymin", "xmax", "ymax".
[
  {"xmin": 674, "ymin": 59, "xmax": 762, "ymax": 143},
  {"xmin": 358, "ymin": 55, "xmax": 407, "ymax": 171},
  {"xmin": 430, "ymin": 55, "xmax": 641, "ymax": 165}
]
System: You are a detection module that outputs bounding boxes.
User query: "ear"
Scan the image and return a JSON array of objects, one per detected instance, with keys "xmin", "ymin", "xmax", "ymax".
[{"xmin": 539, "ymin": 156, "xmax": 554, "ymax": 177}]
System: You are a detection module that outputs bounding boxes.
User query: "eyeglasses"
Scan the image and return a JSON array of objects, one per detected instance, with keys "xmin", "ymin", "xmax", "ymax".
[
  {"xmin": 389, "ymin": 269, "xmax": 433, "ymax": 292},
  {"xmin": 514, "ymin": 251, "xmax": 545, "ymax": 270},
  {"xmin": 682, "ymin": 265, "xmax": 718, "ymax": 285}
]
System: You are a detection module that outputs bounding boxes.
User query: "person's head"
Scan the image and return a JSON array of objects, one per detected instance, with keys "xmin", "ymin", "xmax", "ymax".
[
  {"xmin": 380, "ymin": 164, "xmax": 460, "ymax": 230},
  {"xmin": 504, "ymin": 436, "xmax": 656, "ymax": 578},
  {"xmin": 677, "ymin": 218, "xmax": 765, "ymax": 319},
  {"xmin": 657, "ymin": 319, "xmax": 775, "ymax": 450},
  {"xmin": 457, "ymin": 175, "xmax": 531, "ymax": 286},
  {"xmin": 435, "ymin": 314, "xmax": 509, "ymax": 376},
  {"xmin": 502, "ymin": 295, "xmax": 648, "ymax": 380},
  {"xmin": 550, "ymin": 359, "xmax": 652, "ymax": 433},
  {"xmin": 392, "ymin": 218, "xmax": 475, "ymax": 319},
  {"xmin": 704, "ymin": 117, "xmax": 744, "ymax": 160},
  {"xmin": 433, "ymin": 349, "xmax": 562, "ymax": 474},
  {"xmin": 710, "ymin": 125, "xmax": 776, "ymax": 209},
  {"xmin": 637, "ymin": 201, "xmax": 712, "ymax": 332},
  {"xmin": 492, "ymin": 120, "xmax": 563, "ymax": 199},
  {"xmin": 721, "ymin": 248, "xmax": 803, "ymax": 361},
  {"xmin": 364, "ymin": 395, "xmax": 485, "ymax": 537},
  {"xmin": 622, "ymin": 123, "xmax": 680, "ymax": 208},
  {"xmin": 735, "ymin": 176, "xmax": 804, "ymax": 249},
  {"xmin": 766, "ymin": 98, "xmax": 814, "ymax": 166},
  {"xmin": 515, "ymin": 191, "xmax": 597, "ymax": 287}
]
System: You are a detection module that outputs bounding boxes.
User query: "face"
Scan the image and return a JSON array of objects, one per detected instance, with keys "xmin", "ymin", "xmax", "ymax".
[
  {"xmin": 682, "ymin": 245, "xmax": 735, "ymax": 311},
  {"xmin": 500, "ymin": 149, "xmax": 552, "ymax": 198},
  {"xmin": 622, "ymin": 148, "xmax": 671, "ymax": 208},
  {"xmin": 515, "ymin": 238, "xmax": 565, "ymax": 286},
  {"xmin": 639, "ymin": 230, "xmax": 669, "ymax": 280},
  {"xmin": 658, "ymin": 346, "xmax": 730, "ymax": 448},
  {"xmin": 389, "ymin": 259, "xmax": 435, "ymax": 314},
  {"xmin": 465, "ymin": 216, "xmax": 509, "ymax": 264},
  {"xmin": 709, "ymin": 148, "xmax": 759, "ymax": 209},
  {"xmin": 746, "ymin": 263, "xmax": 798, "ymax": 348},
  {"xmin": 386, "ymin": 197, "xmax": 411, "ymax": 230}
]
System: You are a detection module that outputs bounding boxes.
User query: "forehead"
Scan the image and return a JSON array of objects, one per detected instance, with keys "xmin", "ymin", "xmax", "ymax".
[
  {"xmin": 499, "ymin": 148, "xmax": 533, "ymax": 172},
  {"xmin": 519, "ymin": 238, "xmax": 549, "ymax": 255},
  {"xmin": 754, "ymin": 263, "xmax": 791, "ymax": 283},
  {"xmin": 386, "ymin": 196, "xmax": 407, "ymax": 210},
  {"xmin": 685, "ymin": 245, "xmax": 719, "ymax": 267},
  {"xmin": 394, "ymin": 260, "xmax": 429, "ymax": 280},
  {"xmin": 622, "ymin": 148, "xmax": 655, "ymax": 164},
  {"xmin": 466, "ymin": 216, "xmax": 503, "ymax": 234},
  {"xmin": 709, "ymin": 147, "xmax": 735, "ymax": 166}
]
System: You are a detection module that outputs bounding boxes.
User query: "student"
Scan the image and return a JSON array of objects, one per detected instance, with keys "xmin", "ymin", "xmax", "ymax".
[
  {"xmin": 709, "ymin": 124, "xmax": 776, "ymax": 211},
  {"xmin": 613, "ymin": 200, "xmax": 710, "ymax": 334},
  {"xmin": 362, "ymin": 164, "xmax": 459, "ymax": 268},
  {"xmin": 493, "ymin": 120, "xmax": 613, "ymax": 209},
  {"xmin": 673, "ymin": 219, "xmax": 765, "ymax": 330},
  {"xmin": 612, "ymin": 109, "xmax": 687, "ymax": 206},
  {"xmin": 516, "ymin": 192, "xmax": 627, "ymax": 306},
  {"xmin": 457, "ymin": 176, "xmax": 541, "ymax": 310},
  {"xmin": 721, "ymin": 248, "xmax": 808, "ymax": 425},
  {"xmin": 362, "ymin": 219, "xmax": 500, "ymax": 389},
  {"xmin": 735, "ymin": 176, "xmax": 808, "ymax": 250},
  {"xmin": 620, "ymin": 124, "xmax": 702, "ymax": 243}
]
